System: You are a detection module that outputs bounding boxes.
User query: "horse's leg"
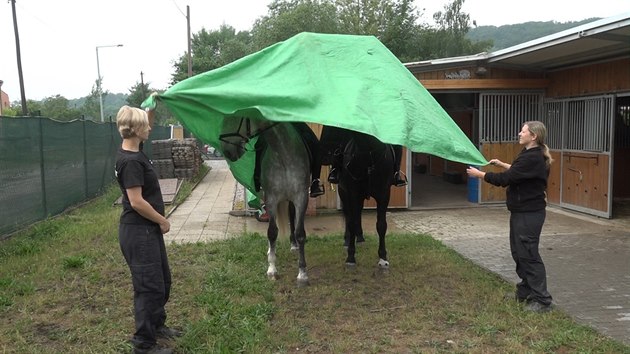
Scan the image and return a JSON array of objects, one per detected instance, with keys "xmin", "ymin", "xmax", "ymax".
[
  {"xmin": 345, "ymin": 197, "xmax": 362, "ymax": 266},
  {"xmin": 288, "ymin": 201, "xmax": 298, "ymax": 251},
  {"xmin": 293, "ymin": 200, "xmax": 309, "ymax": 286},
  {"xmin": 356, "ymin": 201, "xmax": 365, "ymax": 243},
  {"xmin": 340, "ymin": 189, "xmax": 352, "ymax": 248},
  {"xmin": 343, "ymin": 217, "xmax": 352, "ymax": 248},
  {"xmin": 375, "ymin": 200, "xmax": 390, "ymax": 268},
  {"xmin": 267, "ymin": 215, "xmax": 279, "ymax": 279}
]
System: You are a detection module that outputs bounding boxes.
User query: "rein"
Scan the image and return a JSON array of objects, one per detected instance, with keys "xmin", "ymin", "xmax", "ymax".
[{"xmin": 219, "ymin": 117, "xmax": 279, "ymax": 152}]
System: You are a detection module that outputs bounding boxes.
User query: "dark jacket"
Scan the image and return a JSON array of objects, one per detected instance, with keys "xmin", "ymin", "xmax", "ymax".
[{"xmin": 484, "ymin": 146, "xmax": 549, "ymax": 212}]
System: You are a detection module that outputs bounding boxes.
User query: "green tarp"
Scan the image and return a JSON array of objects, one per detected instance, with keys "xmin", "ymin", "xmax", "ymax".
[{"xmin": 143, "ymin": 32, "xmax": 488, "ymax": 202}]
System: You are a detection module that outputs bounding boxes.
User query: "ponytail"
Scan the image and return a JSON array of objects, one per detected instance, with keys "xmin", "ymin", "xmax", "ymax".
[
  {"xmin": 541, "ymin": 143, "xmax": 553, "ymax": 168},
  {"xmin": 524, "ymin": 120, "xmax": 553, "ymax": 168}
]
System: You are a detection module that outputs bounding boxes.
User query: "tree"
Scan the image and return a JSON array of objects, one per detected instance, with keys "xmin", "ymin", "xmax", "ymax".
[
  {"xmin": 0, "ymin": 105, "xmax": 19, "ymax": 117},
  {"xmin": 170, "ymin": 25, "xmax": 255, "ymax": 85},
  {"xmin": 126, "ymin": 82, "xmax": 151, "ymax": 108},
  {"xmin": 428, "ymin": 0, "xmax": 492, "ymax": 58},
  {"xmin": 251, "ymin": 0, "xmax": 426, "ymax": 61},
  {"xmin": 335, "ymin": 0, "xmax": 392, "ymax": 36},
  {"xmin": 126, "ymin": 82, "xmax": 172, "ymax": 126},
  {"xmin": 80, "ymin": 81, "xmax": 102, "ymax": 121},
  {"xmin": 167, "ymin": 0, "xmax": 491, "ymax": 86},
  {"xmin": 39, "ymin": 95, "xmax": 83, "ymax": 121},
  {"xmin": 373, "ymin": 0, "xmax": 423, "ymax": 61},
  {"xmin": 251, "ymin": 0, "xmax": 340, "ymax": 49}
]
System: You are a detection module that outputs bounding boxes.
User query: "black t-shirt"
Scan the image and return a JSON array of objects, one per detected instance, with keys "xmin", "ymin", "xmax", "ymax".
[{"xmin": 115, "ymin": 148, "xmax": 165, "ymax": 225}]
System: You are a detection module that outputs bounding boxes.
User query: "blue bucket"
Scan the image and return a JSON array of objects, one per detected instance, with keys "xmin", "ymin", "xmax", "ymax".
[{"xmin": 467, "ymin": 175, "xmax": 479, "ymax": 203}]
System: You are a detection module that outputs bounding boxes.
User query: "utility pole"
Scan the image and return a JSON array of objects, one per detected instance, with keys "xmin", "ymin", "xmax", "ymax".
[
  {"xmin": 187, "ymin": 5, "xmax": 192, "ymax": 77},
  {"xmin": 96, "ymin": 44, "xmax": 123, "ymax": 122},
  {"xmin": 10, "ymin": 0, "xmax": 27, "ymax": 115},
  {"xmin": 140, "ymin": 71, "xmax": 146, "ymax": 98}
]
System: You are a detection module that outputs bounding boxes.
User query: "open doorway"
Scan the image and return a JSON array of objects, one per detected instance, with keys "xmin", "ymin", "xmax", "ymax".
[
  {"xmin": 409, "ymin": 92, "xmax": 480, "ymax": 209},
  {"xmin": 612, "ymin": 94, "xmax": 630, "ymax": 219}
]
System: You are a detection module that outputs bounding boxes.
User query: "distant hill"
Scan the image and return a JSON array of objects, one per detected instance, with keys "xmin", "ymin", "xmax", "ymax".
[
  {"xmin": 69, "ymin": 92, "xmax": 128, "ymax": 119},
  {"xmin": 466, "ymin": 18, "xmax": 602, "ymax": 51}
]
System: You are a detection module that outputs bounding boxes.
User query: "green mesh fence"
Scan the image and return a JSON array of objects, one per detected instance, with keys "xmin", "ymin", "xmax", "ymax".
[{"xmin": 0, "ymin": 116, "xmax": 171, "ymax": 237}]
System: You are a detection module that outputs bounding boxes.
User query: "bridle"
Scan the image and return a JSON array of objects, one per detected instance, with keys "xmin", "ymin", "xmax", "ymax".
[{"xmin": 218, "ymin": 117, "xmax": 279, "ymax": 151}]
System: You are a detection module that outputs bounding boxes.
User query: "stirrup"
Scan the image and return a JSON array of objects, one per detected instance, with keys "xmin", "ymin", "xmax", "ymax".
[
  {"xmin": 394, "ymin": 171, "xmax": 407, "ymax": 187},
  {"xmin": 328, "ymin": 168, "xmax": 339, "ymax": 184},
  {"xmin": 310, "ymin": 179, "xmax": 324, "ymax": 197}
]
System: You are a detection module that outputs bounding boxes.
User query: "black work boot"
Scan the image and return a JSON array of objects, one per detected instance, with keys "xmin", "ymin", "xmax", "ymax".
[
  {"xmin": 133, "ymin": 344, "xmax": 173, "ymax": 354},
  {"xmin": 254, "ymin": 176, "xmax": 262, "ymax": 192},
  {"xmin": 328, "ymin": 168, "xmax": 339, "ymax": 184},
  {"xmin": 503, "ymin": 291, "xmax": 528, "ymax": 303},
  {"xmin": 156, "ymin": 325, "xmax": 183, "ymax": 339},
  {"xmin": 309, "ymin": 179, "xmax": 324, "ymax": 197},
  {"xmin": 524, "ymin": 301, "xmax": 553, "ymax": 313}
]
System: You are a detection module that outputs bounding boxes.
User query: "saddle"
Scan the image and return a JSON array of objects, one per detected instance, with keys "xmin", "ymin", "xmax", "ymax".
[{"xmin": 343, "ymin": 138, "xmax": 393, "ymax": 182}]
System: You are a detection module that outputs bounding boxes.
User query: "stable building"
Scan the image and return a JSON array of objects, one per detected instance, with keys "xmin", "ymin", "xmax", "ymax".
[
  {"xmin": 313, "ymin": 13, "xmax": 630, "ymax": 220},
  {"xmin": 404, "ymin": 13, "xmax": 630, "ymax": 219}
]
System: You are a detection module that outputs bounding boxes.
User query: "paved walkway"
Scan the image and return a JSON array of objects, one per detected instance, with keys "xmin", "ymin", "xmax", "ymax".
[{"xmin": 166, "ymin": 160, "xmax": 630, "ymax": 346}]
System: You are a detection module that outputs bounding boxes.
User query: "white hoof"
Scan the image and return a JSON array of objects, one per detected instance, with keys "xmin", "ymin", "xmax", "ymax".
[
  {"xmin": 267, "ymin": 265, "xmax": 278, "ymax": 280},
  {"xmin": 297, "ymin": 269, "xmax": 309, "ymax": 286},
  {"xmin": 378, "ymin": 258, "xmax": 390, "ymax": 268}
]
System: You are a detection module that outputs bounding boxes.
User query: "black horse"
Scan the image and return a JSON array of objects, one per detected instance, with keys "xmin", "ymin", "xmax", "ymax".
[{"xmin": 333, "ymin": 129, "xmax": 396, "ymax": 268}]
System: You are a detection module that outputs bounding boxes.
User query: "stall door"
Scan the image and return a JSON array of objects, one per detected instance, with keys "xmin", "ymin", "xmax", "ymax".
[
  {"xmin": 543, "ymin": 96, "xmax": 615, "ymax": 218},
  {"xmin": 478, "ymin": 92, "xmax": 544, "ymax": 203}
]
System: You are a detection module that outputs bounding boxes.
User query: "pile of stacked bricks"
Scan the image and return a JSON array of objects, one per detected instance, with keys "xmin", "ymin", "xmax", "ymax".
[{"xmin": 151, "ymin": 138, "xmax": 202, "ymax": 179}]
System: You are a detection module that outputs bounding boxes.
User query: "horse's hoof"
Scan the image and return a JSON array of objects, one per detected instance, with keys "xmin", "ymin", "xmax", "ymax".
[
  {"xmin": 290, "ymin": 244, "xmax": 299, "ymax": 252},
  {"xmin": 378, "ymin": 259, "xmax": 390, "ymax": 268},
  {"xmin": 345, "ymin": 261, "xmax": 356, "ymax": 268},
  {"xmin": 267, "ymin": 272, "xmax": 279, "ymax": 280},
  {"xmin": 357, "ymin": 235, "xmax": 366, "ymax": 243},
  {"xmin": 296, "ymin": 278, "xmax": 310, "ymax": 287}
]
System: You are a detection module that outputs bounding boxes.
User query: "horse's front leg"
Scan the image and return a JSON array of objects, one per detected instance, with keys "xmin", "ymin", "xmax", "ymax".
[
  {"xmin": 375, "ymin": 201, "xmax": 389, "ymax": 269},
  {"xmin": 345, "ymin": 199, "xmax": 362, "ymax": 266},
  {"xmin": 267, "ymin": 216, "xmax": 279, "ymax": 280}
]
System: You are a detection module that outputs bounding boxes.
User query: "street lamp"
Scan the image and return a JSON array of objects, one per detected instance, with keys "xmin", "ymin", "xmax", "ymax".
[
  {"xmin": 96, "ymin": 44, "xmax": 123, "ymax": 122},
  {"xmin": 0, "ymin": 80, "xmax": 4, "ymax": 116}
]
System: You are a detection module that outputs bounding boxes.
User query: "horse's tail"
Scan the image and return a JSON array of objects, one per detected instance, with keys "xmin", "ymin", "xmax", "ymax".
[{"xmin": 276, "ymin": 200, "xmax": 290, "ymax": 237}]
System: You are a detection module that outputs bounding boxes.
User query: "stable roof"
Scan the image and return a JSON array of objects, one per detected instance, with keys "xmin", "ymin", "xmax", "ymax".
[{"xmin": 406, "ymin": 12, "xmax": 630, "ymax": 72}]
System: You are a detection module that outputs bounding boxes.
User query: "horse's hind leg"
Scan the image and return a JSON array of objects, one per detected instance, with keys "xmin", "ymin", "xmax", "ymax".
[
  {"xmin": 288, "ymin": 202, "xmax": 298, "ymax": 251},
  {"xmin": 344, "ymin": 199, "xmax": 362, "ymax": 266},
  {"xmin": 375, "ymin": 201, "xmax": 390, "ymax": 268},
  {"xmin": 267, "ymin": 216, "xmax": 279, "ymax": 280},
  {"xmin": 294, "ymin": 211, "xmax": 309, "ymax": 286}
]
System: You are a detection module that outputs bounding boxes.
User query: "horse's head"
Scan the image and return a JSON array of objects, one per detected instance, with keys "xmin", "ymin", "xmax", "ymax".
[
  {"xmin": 219, "ymin": 117, "xmax": 278, "ymax": 161},
  {"xmin": 219, "ymin": 117, "xmax": 252, "ymax": 162}
]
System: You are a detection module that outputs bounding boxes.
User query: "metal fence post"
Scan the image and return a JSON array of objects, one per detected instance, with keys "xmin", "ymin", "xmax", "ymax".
[
  {"xmin": 38, "ymin": 118, "xmax": 48, "ymax": 217},
  {"xmin": 82, "ymin": 118, "xmax": 89, "ymax": 198}
]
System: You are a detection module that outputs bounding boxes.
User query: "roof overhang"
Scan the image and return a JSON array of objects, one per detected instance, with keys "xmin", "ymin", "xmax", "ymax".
[{"xmin": 406, "ymin": 12, "xmax": 630, "ymax": 73}]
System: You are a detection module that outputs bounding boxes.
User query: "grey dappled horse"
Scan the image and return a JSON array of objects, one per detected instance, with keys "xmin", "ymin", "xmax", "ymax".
[{"xmin": 219, "ymin": 117, "xmax": 311, "ymax": 286}]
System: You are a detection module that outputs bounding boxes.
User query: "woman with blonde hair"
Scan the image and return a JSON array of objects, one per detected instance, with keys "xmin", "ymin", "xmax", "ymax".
[
  {"xmin": 467, "ymin": 120, "xmax": 553, "ymax": 313},
  {"xmin": 115, "ymin": 105, "xmax": 180, "ymax": 353}
]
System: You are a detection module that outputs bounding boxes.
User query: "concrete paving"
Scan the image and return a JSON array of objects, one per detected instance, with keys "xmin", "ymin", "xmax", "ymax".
[{"xmin": 166, "ymin": 159, "xmax": 630, "ymax": 346}]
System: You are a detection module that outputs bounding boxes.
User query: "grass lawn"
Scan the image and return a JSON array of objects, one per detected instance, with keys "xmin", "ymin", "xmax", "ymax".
[{"xmin": 1, "ymin": 175, "xmax": 629, "ymax": 353}]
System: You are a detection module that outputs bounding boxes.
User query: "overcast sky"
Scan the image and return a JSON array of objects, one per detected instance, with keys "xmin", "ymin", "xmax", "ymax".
[{"xmin": 1, "ymin": 0, "xmax": 628, "ymax": 102}]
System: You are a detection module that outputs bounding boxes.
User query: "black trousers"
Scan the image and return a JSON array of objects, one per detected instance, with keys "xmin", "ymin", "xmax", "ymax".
[
  {"xmin": 509, "ymin": 209, "xmax": 552, "ymax": 305},
  {"xmin": 119, "ymin": 223, "xmax": 172, "ymax": 349}
]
